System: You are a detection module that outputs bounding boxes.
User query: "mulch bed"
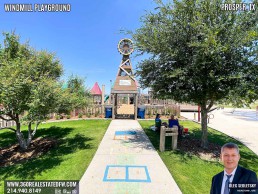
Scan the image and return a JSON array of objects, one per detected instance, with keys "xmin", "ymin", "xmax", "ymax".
[
  {"xmin": 0, "ymin": 137, "xmax": 57, "ymax": 167},
  {"xmin": 177, "ymin": 137, "xmax": 221, "ymax": 161}
]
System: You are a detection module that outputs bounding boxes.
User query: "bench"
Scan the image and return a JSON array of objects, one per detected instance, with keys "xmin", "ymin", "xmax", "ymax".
[{"xmin": 159, "ymin": 126, "xmax": 178, "ymax": 152}]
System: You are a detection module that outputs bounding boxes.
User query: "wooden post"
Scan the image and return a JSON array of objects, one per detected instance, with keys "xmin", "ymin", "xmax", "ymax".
[
  {"xmin": 134, "ymin": 94, "xmax": 138, "ymax": 120},
  {"xmin": 198, "ymin": 105, "xmax": 201, "ymax": 122},
  {"xmin": 112, "ymin": 94, "xmax": 115, "ymax": 119},
  {"xmin": 159, "ymin": 126, "xmax": 166, "ymax": 152},
  {"xmin": 171, "ymin": 133, "xmax": 178, "ymax": 150},
  {"xmin": 101, "ymin": 85, "xmax": 105, "ymax": 116}
]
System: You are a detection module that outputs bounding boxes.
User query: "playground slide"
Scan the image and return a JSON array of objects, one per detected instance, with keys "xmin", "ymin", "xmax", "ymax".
[{"xmin": 104, "ymin": 95, "xmax": 109, "ymax": 103}]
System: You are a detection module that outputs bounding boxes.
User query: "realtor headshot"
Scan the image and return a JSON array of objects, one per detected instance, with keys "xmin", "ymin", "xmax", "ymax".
[{"xmin": 210, "ymin": 143, "xmax": 258, "ymax": 194}]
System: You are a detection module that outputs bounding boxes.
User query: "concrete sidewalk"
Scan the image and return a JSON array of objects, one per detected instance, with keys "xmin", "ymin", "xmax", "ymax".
[
  {"xmin": 79, "ymin": 120, "xmax": 182, "ymax": 194},
  {"xmin": 181, "ymin": 108, "xmax": 258, "ymax": 156}
]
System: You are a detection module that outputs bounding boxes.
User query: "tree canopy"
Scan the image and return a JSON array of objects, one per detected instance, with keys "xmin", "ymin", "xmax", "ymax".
[
  {"xmin": 0, "ymin": 32, "xmax": 78, "ymax": 150},
  {"xmin": 132, "ymin": 0, "xmax": 258, "ymax": 147},
  {"xmin": 56, "ymin": 75, "xmax": 91, "ymax": 116},
  {"xmin": 67, "ymin": 75, "xmax": 91, "ymax": 108}
]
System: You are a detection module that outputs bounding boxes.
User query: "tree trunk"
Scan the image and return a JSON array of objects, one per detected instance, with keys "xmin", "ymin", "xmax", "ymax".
[
  {"xmin": 27, "ymin": 122, "xmax": 33, "ymax": 148},
  {"xmin": 15, "ymin": 121, "xmax": 39, "ymax": 150},
  {"xmin": 15, "ymin": 122, "xmax": 28, "ymax": 150},
  {"xmin": 200, "ymin": 104, "xmax": 208, "ymax": 149}
]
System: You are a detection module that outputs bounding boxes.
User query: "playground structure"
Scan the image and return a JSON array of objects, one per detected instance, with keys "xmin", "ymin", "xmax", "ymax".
[
  {"xmin": 74, "ymin": 38, "xmax": 204, "ymax": 119},
  {"xmin": 90, "ymin": 82, "xmax": 102, "ymax": 104},
  {"xmin": 110, "ymin": 38, "xmax": 138, "ymax": 119},
  {"xmin": 87, "ymin": 38, "xmax": 182, "ymax": 120}
]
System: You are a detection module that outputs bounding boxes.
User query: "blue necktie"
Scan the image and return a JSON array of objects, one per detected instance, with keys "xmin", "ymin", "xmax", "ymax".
[{"xmin": 224, "ymin": 174, "xmax": 232, "ymax": 194}]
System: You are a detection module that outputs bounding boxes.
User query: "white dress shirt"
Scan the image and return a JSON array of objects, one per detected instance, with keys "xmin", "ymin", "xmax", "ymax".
[{"xmin": 221, "ymin": 167, "xmax": 237, "ymax": 194}]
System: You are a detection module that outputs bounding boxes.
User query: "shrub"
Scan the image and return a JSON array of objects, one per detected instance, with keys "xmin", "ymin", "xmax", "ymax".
[
  {"xmin": 147, "ymin": 109, "xmax": 152, "ymax": 118},
  {"xmin": 167, "ymin": 107, "xmax": 173, "ymax": 116},
  {"xmin": 78, "ymin": 112, "xmax": 83, "ymax": 118},
  {"xmin": 66, "ymin": 115, "xmax": 71, "ymax": 119}
]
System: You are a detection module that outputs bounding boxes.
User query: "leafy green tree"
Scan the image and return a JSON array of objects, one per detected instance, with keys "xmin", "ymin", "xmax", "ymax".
[
  {"xmin": 67, "ymin": 75, "xmax": 91, "ymax": 109},
  {"xmin": 132, "ymin": 0, "xmax": 258, "ymax": 148},
  {"xmin": 55, "ymin": 75, "xmax": 91, "ymax": 117},
  {"xmin": 0, "ymin": 32, "xmax": 65, "ymax": 150}
]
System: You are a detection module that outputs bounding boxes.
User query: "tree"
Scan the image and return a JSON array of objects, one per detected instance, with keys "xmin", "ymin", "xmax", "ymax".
[
  {"xmin": 0, "ymin": 32, "xmax": 65, "ymax": 150},
  {"xmin": 55, "ymin": 75, "xmax": 91, "ymax": 116},
  {"xmin": 67, "ymin": 75, "xmax": 91, "ymax": 109},
  {"xmin": 132, "ymin": 0, "xmax": 258, "ymax": 148}
]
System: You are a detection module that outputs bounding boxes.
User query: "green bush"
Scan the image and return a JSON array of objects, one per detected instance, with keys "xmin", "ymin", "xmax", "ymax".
[
  {"xmin": 55, "ymin": 115, "xmax": 60, "ymax": 120},
  {"xmin": 78, "ymin": 113, "xmax": 83, "ymax": 118},
  {"xmin": 147, "ymin": 109, "xmax": 152, "ymax": 118},
  {"xmin": 66, "ymin": 115, "xmax": 71, "ymax": 119},
  {"xmin": 167, "ymin": 107, "xmax": 173, "ymax": 116}
]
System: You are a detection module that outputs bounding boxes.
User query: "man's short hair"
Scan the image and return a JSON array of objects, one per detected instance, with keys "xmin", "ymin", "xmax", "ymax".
[{"xmin": 221, "ymin": 142, "xmax": 239, "ymax": 154}]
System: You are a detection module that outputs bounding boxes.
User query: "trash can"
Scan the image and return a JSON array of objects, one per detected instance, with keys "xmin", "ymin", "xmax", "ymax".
[
  {"xmin": 105, "ymin": 105, "xmax": 113, "ymax": 118},
  {"xmin": 137, "ymin": 105, "xmax": 146, "ymax": 119}
]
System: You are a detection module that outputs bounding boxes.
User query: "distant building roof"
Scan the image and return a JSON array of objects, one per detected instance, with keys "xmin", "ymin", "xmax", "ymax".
[{"xmin": 91, "ymin": 82, "xmax": 102, "ymax": 95}]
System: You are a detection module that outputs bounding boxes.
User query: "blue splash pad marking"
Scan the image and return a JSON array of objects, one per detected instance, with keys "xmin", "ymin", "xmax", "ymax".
[
  {"xmin": 103, "ymin": 165, "xmax": 151, "ymax": 182},
  {"xmin": 115, "ymin": 131, "xmax": 137, "ymax": 136}
]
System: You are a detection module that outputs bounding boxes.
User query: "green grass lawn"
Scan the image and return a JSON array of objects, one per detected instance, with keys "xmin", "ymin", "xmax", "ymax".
[
  {"xmin": 0, "ymin": 119, "xmax": 111, "ymax": 193},
  {"xmin": 139, "ymin": 120, "xmax": 258, "ymax": 194}
]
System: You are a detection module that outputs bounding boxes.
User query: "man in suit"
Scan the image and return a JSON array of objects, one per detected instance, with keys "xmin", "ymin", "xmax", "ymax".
[{"xmin": 210, "ymin": 142, "xmax": 257, "ymax": 194}]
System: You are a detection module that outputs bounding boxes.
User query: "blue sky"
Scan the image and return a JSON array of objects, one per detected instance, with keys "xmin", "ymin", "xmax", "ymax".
[{"xmin": 0, "ymin": 0, "xmax": 157, "ymax": 94}]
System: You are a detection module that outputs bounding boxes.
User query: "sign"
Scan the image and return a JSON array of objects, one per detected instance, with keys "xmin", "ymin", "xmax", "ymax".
[{"xmin": 119, "ymin": 80, "xmax": 131, "ymax": 86}]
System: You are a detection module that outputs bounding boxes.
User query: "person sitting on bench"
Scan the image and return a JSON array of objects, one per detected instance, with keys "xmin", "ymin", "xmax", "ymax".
[
  {"xmin": 155, "ymin": 114, "xmax": 167, "ymax": 131},
  {"xmin": 168, "ymin": 115, "xmax": 183, "ymax": 136}
]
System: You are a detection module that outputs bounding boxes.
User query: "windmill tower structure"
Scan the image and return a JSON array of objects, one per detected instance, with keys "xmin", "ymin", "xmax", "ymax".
[{"xmin": 111, "ymin": 38, "xmax": 138, "ymax": 119}]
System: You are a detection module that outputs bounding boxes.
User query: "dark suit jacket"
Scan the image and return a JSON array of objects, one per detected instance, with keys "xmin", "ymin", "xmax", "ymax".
[{"xmin": 210, "ymin": 166, "xmax": 258, "ymax": 194}]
